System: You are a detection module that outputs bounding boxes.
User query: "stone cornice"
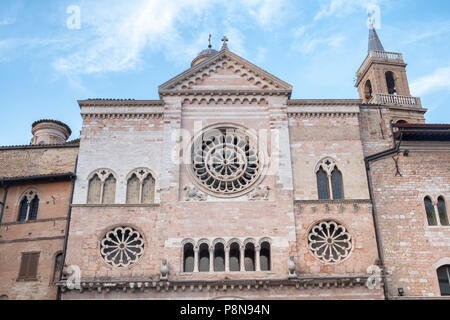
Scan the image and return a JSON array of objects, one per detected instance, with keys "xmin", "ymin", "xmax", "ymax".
[
  {"xmin": 71, "ymin": 204, "xmax": 161, "ymax": 208},
  {"xmin": 80, "ymin": 105, "xmax": 164, "ymax": 119},
  {"xmin": 1, "ymin": 217, "xmax": 67, "ymax": 226},
  {"xmin": 288, "ymin": 99, "xmax": 362, "ymax": 106},
  {"xmin": 58, "ymin": 274, "xmax": 373, "ymax": 294},
  {"xmin": 78, "ymin": 99, "xmax": 164, "ymax": 108},
  {"xmin": 81, "ymin": 113, "xmax": 163, "ymax": 120},
  {"xmin": 295, "ymin": 199, "xmax": 372, "ymax": 205},
  {"xmin": 0, "ymin": 235, "xmax": 65, "ymax": 244},
  {"xmin": 159, "ymin": 89, "xmax": 291, "ymax": 97}
]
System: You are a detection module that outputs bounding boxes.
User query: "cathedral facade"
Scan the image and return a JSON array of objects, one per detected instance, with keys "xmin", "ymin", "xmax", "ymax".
[{"xmin": 1, "ymin": 26, "xmax": 449, "ymax": 300}]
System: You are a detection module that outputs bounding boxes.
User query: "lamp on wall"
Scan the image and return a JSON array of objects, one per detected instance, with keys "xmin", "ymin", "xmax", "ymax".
[{"xmin": 398, "ymin": 288, "xmax": 404, "ymax": 296}]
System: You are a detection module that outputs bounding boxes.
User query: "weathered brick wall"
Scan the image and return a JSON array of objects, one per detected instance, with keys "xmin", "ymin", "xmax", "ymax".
[
  {"xmin": 369, "ymin": 150, "xmax": 450, "ymax": 297},
  {"xmin": 72, "ymin": 115, "xmax": 164, "ymax": 204},
  {"xmin": 289, "ymin": 113, "xmax": 370, "ymax": 200},
  {"xmin": 0, "ymin": 181, "xmax": 73, "ymax": 300},
  {"xmin": 0, "ymin": 147, "xmax": 78, "ymax": 178}
]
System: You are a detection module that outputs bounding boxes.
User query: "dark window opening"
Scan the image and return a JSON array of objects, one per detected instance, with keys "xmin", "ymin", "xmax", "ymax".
[
  {"xmin": 364, "ymin": 80, "xmax": 373, "ymax": 100},
  {"xmin": 18, "ymin": 197, "xmax": 28, "ymax": 222},
  {"xmin": 424, "ymin": 196, "xmax": 438, "ymax": 226},
  {"xmin": 244, "ymin": 243, "xmax": 255, "ymax": 271},
  {"xmin": 437, "ymin": 265, "xmax": 450, "ymax": 296},
  {"xmin": 331, "ymin": 169, "xmax": 344, "ymax": 200},
  {"xmin": 260, "ymin": 242, "xmax": 271, "ymax": 271},
  {"xmin": 183, "ymin": 243, "xmax": 194, "ymax": 272},
  {"xmin": 214, "ymin": 243, "xmax": 225, "ymax": 272},
  {"xmin": 386, "ymin": 71, "xmax": 397, "ymax": 95},
  {"xmin": 437, "ymin": 197, "xmax": 449, "ymax": 226},
  {"xmin": 316, "ymin": 168, "xmax": 330, "ymax": 200},
  {"xmin": 198, "ymin": 243, "xmax": 210, "ymax": 272},
  {"xmin": 29, "ymin": 195, "xmax": 39, "ymax": 221},
  {"xmin": 229, "ymin": 243, "xmax": 240, "ymax": 272}
]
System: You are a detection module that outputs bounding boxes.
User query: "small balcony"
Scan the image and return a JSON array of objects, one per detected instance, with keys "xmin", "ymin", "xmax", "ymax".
[
  {"xmin": 356, "ymin": 50, "xmax": 404, "ymax": 80},
  {"xmin": 368, "ymin": 93, "xmax": 422, "ymax": 107}
]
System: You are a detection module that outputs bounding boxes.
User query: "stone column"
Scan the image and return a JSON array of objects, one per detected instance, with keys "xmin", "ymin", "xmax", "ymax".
[
  {"xmin": 225, "ymin": 247, "xmax": 230, "ymax": 272},
  {"xmin": 209, "ymin": 247, "xmax": 214, "ymax": 272},
  {"xmin": 255, "ymin": 246, "xmax": 261, "ymax": 272},
  {"xmin": 240, "ymin": 246, "xmax": 245, "ymax": 272},
  {"xmin": 194, "ymin": 247, "xmax": 199, "ymax": 273}
]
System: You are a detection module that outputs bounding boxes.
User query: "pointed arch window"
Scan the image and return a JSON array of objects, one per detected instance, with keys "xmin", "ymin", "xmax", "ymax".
[
  {"xmin": 87, "ymin": 169, "xmax": 116, "ymax": 204},
  {"xmin": 316, "ymin": 158, "xmax": 344, "ymax": 200},
  {"xmin": 424, "ymin": 196, "xmax": 438, "ymax": 226},
  {"xmin": 437, "ymin": 196, "xmax": 449, "ymax": 226},
  {"xmin": 17, "ymin": 191, "xmax": 39, "ymax": 222},
  {"xmin": 126, "ymin": 169, "xmax": 155, "ymax": 204},
  {"xmin": 385, "ymin": 71, "xmax": 397, "ymax": 95},
  {"xmin": 437, "ymin": 265, "xmax": 450, "ymax": 296}
]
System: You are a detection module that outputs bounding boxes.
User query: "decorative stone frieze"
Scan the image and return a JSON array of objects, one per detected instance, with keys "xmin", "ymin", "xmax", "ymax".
[
  {"xmin": 247, "ymin": 186, "xmax": 270, "ymax": 201},
  {"xmin": 183, "ymin": 186, "xmax": 207, "ymax": 201}
]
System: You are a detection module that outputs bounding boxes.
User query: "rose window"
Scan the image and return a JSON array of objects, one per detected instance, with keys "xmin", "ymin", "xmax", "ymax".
[
  {"xmin": 100, "ymin": 226, "xmax": 144, "ymax": 267},
  {"xmin": 308, "ymin": 221, "xmax": 352, "ymax": 263},
  {"xmin": 191, "ymin": 128, "xmax": 261, "ymax": 196}
]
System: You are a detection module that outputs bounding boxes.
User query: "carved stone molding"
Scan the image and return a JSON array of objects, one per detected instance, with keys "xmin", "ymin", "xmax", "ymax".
[
  {"xmin": 247, "ymin": 186, "xmax": 270, "ymax": 201},
  {"xmin": 58, "ymin": 275, "xmax": 374, "ymax": 294},
  {"xmin": 183, "ymin": 186, "xmax": 207, "ymax": 201}
]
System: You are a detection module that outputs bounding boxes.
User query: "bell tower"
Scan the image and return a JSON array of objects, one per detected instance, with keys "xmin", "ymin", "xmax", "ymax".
[{"xmin": 355, "ymin": 24, "xmax": 421, "ymax": 108}]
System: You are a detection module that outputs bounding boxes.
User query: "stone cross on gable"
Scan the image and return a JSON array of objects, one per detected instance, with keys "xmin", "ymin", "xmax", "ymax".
[{"xmin": 221, "ymin": 36, "xmax": 228, "ymax": 50}]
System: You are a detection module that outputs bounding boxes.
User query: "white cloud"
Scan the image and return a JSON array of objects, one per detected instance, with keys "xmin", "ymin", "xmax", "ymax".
[
  {"xmin": 0, "ymin": 17, "xmax": 15, "ymax": 25},
  {"xmin": 314, "ymin": 0, "xmax": 380, "ymax": 21},
  {"xmin": 292, "ymin": 32, "xmax": 346, "ymax": 54},
  {"xmin": 51, "ymin": 0, "xmax": 291, "ymax": 78},
  {"xmin": 243, "ymin": 0, "xmax": 286, "ymax": 28},
  {"xmin": 411, "ymin": 67, "xmax": 450, "ymax": 96}
]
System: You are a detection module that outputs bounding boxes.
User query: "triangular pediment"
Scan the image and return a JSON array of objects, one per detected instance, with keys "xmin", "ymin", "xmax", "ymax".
[{"xmin": 158, "ymin": 49, "xmax": 292, "ymax": 94}]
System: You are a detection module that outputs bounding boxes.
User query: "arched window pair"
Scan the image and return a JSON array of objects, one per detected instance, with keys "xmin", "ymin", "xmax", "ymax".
[
  {"xmin": 18, "ymin": 190, "xmax": 39, "ymax": 222},
  {"xmin": 424, "ymin": 196, "xmax": 449, "ymax": 226},
  {"xmin": 315, "ymin": 158, "xmax": 344, "ymax": 200},
  {"xmin": 183, "ymin": 239, "xmax": 271, "ymax": 273},
  {"xmin": 87, "ymin": 169, "xmax": 117, "ymax": 204},
  {"xmin": 87, "ymin": 168, "xmax": 156, "ymax": 204},
  {"xmin": 126, "ymin": 168, "xmax": 155, "ymax": 204},
  {"xmin": 437, "ymin": 265, "xmax": 450, "ymax": 296}
]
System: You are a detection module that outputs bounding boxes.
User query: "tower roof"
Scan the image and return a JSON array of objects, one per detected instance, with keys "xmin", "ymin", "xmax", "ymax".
[{"xmin": 368, "ymin": 24, "xmax": 385, "ymax": 52}]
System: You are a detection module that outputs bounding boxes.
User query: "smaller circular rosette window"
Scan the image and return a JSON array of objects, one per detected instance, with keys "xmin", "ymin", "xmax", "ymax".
[
  {"xmin": 191, "ymin": 127, "xmax": 262, "ymax": 196},
  {"xmin": 100, "ymin": 226, "xmax": 144, "ymax": 267},
  {"xmin": 308, "ymin": 221, "xmax": 352, "ymax": 263}
]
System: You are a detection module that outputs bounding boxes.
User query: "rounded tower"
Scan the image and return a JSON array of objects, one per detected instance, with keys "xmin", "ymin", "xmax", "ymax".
[{"xmin": 31, "ymin": 119, "xmax": 72, "ymax": 145}]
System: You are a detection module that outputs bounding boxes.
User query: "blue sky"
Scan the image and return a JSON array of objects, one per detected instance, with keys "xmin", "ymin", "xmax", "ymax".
[{"xmin": 0, "ymin": 0, "xmax": 449, "ymax": 145}]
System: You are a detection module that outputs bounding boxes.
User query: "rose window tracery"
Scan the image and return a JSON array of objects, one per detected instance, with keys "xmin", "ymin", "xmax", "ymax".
[
  {"xmin": 308, "ymin": 221, "xmax": 352, "ymax": 263},
  {"xmin": 191, "ymin": 127, "xmax": 261, "ymax": 196},
  {"xmin": 100, "ymin": 226, "xmax": 144, "ymax": 267}
]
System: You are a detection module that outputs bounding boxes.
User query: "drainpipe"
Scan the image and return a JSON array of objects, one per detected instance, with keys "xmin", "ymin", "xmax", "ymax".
[
  {"xmin": 0, "ymin": 183, "xmax": 9, "ymax": 226},
  {"xmin": 364, "ymin": 124, "xmax": 403, "ymax": 300},
  {"xmin": 56, "ymin": 155, "xmax": 78, "ymax": 300}
]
